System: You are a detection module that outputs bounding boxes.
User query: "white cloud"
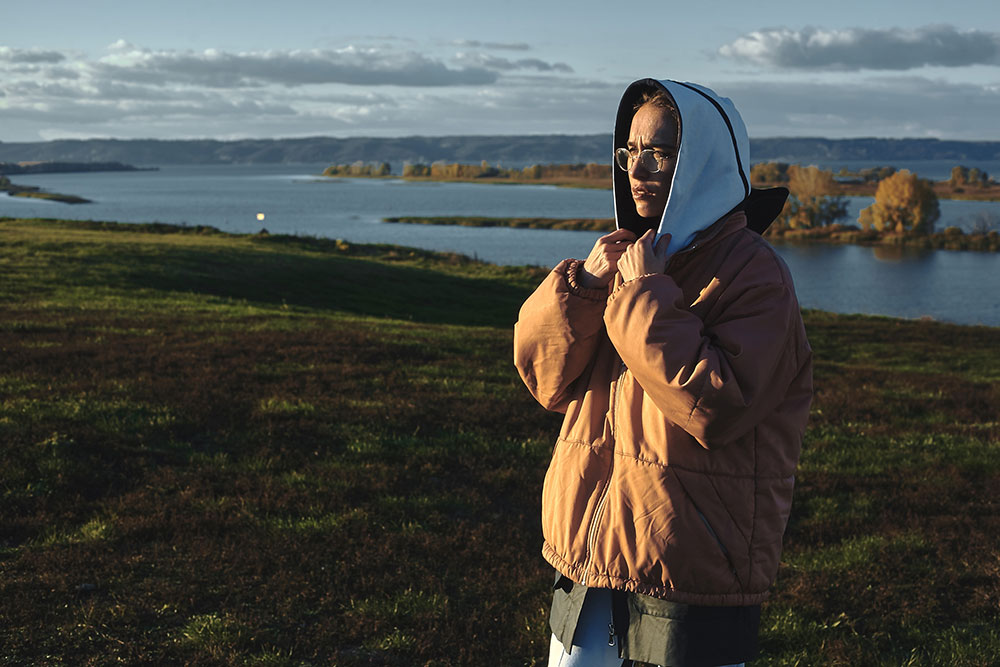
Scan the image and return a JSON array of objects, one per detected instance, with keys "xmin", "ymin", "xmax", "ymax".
[{"xmin": 719, "ymin": 25, "xmax": 1000, "ymax": 71}]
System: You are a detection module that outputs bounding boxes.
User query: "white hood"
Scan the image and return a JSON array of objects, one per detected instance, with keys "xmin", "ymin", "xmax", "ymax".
[{"xmin": 613, "ymin": 78, "xmax": 751, "ymax": 257}]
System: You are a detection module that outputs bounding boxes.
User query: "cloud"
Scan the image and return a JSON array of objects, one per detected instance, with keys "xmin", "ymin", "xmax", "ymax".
[
  {"xmin": 0, "ymin": 39, "xmax": 590, "ymax": 140},
  {"xmin": 0, "ymin": 46, "xmax": 66, "ymax": 64},
  {"xmin": 720, "ymin": 76, "xmax": 1000, "ymax": 139},
  {"xmin": 95, "ymin": 44, "xmax": 498, "ymax": 88},
  {"xmin": 452, "ymin": 52, "xmax": 573, "ymax": 73},
  {"xmin": 7, "ymin": 36, "xmax": 994, "ymax": 142},
  {"xmin": 719, "ymin": 25, "xmax": 1000, "ymax": 71},
  {"xmin": 452, "ymin": 40, "xmax": 531, "ymax": 51}
]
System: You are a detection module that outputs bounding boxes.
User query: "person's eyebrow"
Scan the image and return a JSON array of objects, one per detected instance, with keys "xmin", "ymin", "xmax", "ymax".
[{"xmin": 627, "ymin": 140, "xmax": 676, "ymax": 151}]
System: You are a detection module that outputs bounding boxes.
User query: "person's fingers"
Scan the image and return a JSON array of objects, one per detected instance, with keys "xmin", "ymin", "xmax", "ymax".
[
  {"xmin": 601, "ymin": 228, "xmax": 638, "ymax": 244},
  {"xmin": 607, "ymin": 242, "xmax": 631, "ymax": 258},
  {"xmin": 628, "ymin": 229, "xmax": 651, "ymax": 254}
]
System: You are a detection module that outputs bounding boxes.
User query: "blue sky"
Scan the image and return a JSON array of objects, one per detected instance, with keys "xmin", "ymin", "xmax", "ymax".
[{"xmin": 2, "ymin": 0, "xmax": 999, "ymax": 142}]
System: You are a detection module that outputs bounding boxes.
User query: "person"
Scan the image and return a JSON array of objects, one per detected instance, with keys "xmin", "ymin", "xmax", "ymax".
[{"xmin": 514, "ymin": 78, "xmax": 813, "ymax": 667}]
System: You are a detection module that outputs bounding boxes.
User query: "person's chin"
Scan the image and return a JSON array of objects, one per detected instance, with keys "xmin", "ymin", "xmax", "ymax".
[{"xmin": 633, "ymin": 199, "xmax": 665, "ymax": 220}]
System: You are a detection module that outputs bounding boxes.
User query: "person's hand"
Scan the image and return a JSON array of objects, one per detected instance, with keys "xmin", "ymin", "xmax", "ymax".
[
  {"xmin": 617, "ymin": 229, "xmax": 671, "ymax": 283},
  {"xmin": 579, "ymin": 228, "xmax": 637, "ymax": 288}
]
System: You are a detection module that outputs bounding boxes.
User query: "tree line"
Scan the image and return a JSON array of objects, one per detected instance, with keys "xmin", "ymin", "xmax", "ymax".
[
  {"xmin": 751, "ymin": 163, "xmax": 941, "ymax": 234},
  {"xmin": 948, "ymin": 166, "xmax": 992, "ymax": 190},
  {"xmin": 324, "ymin": 160, "xmax": 608, "ymax": 181},
  {"xmin": 751, "ymin": 162, "xmax": 998, "ymax": 245},
  {"xmin": 322, "ymin": 162, "xmax": 391, "ymax": 177}
]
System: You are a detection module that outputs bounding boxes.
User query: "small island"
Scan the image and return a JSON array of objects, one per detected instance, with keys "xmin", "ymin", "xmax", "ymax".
[
  {"xmin": 0, "ymin": 174, "xmax": 90, "ymax": 204},
  {"xmin": 0, "ymin": 161, "xmax": 157, "ymax": 204}
]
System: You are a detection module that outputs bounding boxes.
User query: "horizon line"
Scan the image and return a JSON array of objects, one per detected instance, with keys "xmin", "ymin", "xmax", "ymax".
[{"xmin": 3, "ymin": 134, "xmax": 1000, "ymax": 144}]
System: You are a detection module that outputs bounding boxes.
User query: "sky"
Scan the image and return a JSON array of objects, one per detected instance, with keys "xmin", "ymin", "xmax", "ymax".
[{"xmin": 2, "ymin": 0, "xmax": 999, "ymax": 143}]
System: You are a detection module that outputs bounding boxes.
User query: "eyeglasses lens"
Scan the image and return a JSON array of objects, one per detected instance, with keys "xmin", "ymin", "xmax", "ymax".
[
  {"xmin": 615, "ymin": 148, "xmax": 662, "ymax": 174},
  {"xmin": 615, "ymin": 148, "xmax": 630, "ymax": 171}
]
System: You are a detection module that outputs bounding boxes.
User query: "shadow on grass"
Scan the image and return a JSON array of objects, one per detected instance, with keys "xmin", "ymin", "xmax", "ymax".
[{"xmin": 87, "ymin": 245, "xmax": 536, "ymax": 328}]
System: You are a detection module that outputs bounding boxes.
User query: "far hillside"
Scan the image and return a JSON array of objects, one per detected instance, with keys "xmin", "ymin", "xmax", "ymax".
[{"xmin": 0, "ymin": 136, "xmax": 998, "ymax": 166}]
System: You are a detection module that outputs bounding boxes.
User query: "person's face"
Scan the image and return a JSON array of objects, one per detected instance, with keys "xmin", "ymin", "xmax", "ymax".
[{"xmin": 626, "ymin": 103, "xmax": 678, "ymax": 220}]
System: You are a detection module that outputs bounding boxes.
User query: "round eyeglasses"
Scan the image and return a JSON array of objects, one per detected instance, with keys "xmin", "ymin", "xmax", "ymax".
[{"xmin": 615, "ymin": 147, "xmax": 674, "ymax": 174}]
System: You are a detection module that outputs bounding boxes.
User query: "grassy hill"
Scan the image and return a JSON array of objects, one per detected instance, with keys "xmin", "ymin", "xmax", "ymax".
[{"xmin": 1, "ymin": 218, "xmax": 997, "ymax": 665}]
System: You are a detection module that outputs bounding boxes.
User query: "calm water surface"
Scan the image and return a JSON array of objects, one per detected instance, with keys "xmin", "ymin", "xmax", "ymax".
[{"xmin": 4, "ymin": 164, "xmax": 999, "ymax": 326}]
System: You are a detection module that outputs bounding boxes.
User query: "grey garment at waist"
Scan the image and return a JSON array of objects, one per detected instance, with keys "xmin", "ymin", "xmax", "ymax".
[{"xmin": 550, "ymin": 573, "xmax": 760, "ymax": 667}]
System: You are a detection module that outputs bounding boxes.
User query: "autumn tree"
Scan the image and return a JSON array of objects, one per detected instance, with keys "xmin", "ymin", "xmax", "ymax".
[
  {"xmin": 430, "ymin": 162, "xmax": 458, "ymax": 179},
  {"xmin": 750, "ymin": 161, "xmax": 788, "ymax": 185},
  {"xmin": 859, "ymin": 169, "xmax": 939, "ymax": 234},
  {"xmin": 948, "ymin": 165, "xmax": 991, "ymax": 188},
  {"xmin": 582, "ymin": 162, "xmax": 607, "ymax": 180},
  {"xmin": 522, "ymin": 164, "xmax": 543, "ymax": 180},
  {"xmin": 778, "ymin": 165, "xmax": 848, "ymax": 229},
  {"xmin": 949, "ymin": 165, "xmax": 969, "ymax": 187},
  {"xmin": 968, "ymin": 167, "xmax": 990, "ymax": 187},
  {"xmin": 402, "ymin": 163, "xmax": 430, "ymax": 177}
]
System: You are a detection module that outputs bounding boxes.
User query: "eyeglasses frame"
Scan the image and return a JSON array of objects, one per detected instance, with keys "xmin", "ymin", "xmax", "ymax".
[{"xmin": 614, "ymin": 147, "xmax": 675, "ymax": 174}]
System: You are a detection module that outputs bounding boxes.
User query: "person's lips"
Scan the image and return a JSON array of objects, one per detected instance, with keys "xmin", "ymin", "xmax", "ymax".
[{"xmin": 632, "ymin": 187, "xmax": 657, "ymax": 199}]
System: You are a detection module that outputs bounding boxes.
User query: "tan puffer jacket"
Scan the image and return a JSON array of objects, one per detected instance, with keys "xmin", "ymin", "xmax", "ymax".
[{"xmin": 514, "ymin": 211, "xmax": 812, "ymax": 606}]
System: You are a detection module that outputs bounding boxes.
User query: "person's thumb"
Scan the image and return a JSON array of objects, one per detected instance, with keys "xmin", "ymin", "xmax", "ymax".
[{"xmin": 654, "ymin": 233, "xmax": 672, "ymax": 257}]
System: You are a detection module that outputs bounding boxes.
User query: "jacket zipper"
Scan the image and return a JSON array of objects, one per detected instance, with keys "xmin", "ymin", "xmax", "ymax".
[
  {"xmin": 697, "ymin": 507, "xmax": 740, "ymax": 582},
  {"xmin": 582, "ymin": 359, "xmax": 627, "ymax": 585}
]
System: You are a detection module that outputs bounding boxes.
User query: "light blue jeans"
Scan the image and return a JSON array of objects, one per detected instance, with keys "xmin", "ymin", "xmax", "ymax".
[{"xmin": 546, "ymin": 587, "xmax": 744, "ymax": 667}]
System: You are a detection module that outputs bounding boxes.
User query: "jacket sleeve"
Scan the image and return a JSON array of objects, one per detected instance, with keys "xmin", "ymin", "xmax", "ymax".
[
  {"xmin": 513, "ymin": 259, "xmax": 609, "ymax": 413},
  {"xmin": 603, "ymin": 258, "xmax": 804, "ymax": 447}
]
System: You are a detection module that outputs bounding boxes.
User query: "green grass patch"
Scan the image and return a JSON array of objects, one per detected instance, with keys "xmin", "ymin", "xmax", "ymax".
[
  {"xmin": 0, "ymin": 217, "xmax": 997, "ymax": 665},
  {"xmin": 787, "ymin": 532, "xmax": 931, "ymax": 573}
]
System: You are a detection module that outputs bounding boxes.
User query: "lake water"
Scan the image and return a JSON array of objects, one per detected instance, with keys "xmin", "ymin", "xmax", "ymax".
[{"xmin": 3, "ymin": 163, "xmax": 999, "ymax": 327}]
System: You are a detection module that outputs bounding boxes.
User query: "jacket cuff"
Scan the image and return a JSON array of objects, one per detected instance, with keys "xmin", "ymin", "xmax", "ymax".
[
  {"xmin": 562, "ymin": 259, "xmax": 611, "ymax": 301},
  {"xmin": 608, "ymin": 272, "xmax": 668, "ymax": 303}
]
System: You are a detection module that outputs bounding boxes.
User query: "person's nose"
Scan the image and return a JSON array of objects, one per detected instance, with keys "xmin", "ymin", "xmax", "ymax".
[{"xmin": 628, "ymin": 153, "xmax": 649, "ymax": 178}]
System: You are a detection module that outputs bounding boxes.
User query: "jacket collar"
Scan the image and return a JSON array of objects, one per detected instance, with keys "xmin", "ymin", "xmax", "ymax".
[{"xmin": 667, "ymin": 210, "xmax": 748, "ymax": 269}]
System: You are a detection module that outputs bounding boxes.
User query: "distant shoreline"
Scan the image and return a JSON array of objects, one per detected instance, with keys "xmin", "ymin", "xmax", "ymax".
[{"xmin": 0, "ymin": 161, "xmax": 155, "ymax": 176}]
